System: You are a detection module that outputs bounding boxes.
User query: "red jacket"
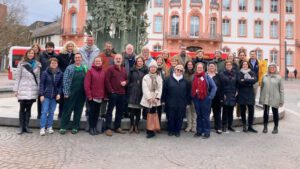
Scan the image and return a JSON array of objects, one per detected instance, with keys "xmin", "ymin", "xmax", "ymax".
[
  {"xmin": 98, "ymin": 52, "xmax": 115, "ymax": 71},
  {"xmin": 84, "ymin": 65, "xmax": 107, "ymax": 100},
  {"xmin": 105, "ymin": 65, "xmax": 127, "ymax": 95}
]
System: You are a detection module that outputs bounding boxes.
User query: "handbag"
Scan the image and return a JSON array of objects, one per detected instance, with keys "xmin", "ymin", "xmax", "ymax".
[{"xmin": 146, "ymin": 112, "xmax": 160, "ymax": 131}]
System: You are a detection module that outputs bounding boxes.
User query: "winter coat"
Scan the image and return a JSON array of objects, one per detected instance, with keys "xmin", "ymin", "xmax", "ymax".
[
  {"xmin": 259, "ymin": 72, "xmax": 284, "ymax": 108},
  {"xmin": 237, "ymin": 70, "xmax": 257, "ymax": 105},
  {"xmin": 191, "ymin": 73, "xmax": 217, "ymax": 100},
  {"xmin": 127, "ymin": 66, "xmax": 148, "ymax": 105},
  {"xmin": 57, "ymin": 53, "xmax": 75, "ymax": 72},
  {"xmin": 79, "ymin": 45, "xmax": 100, "ymax": 68},
  {"xmin": 210, "ymin": 73, "xmax": 222, "ymax": 103},
  {"xmin": 84, "ymin": 65, "xmax": 106, "ymax": 100},
  {"xmin": 99, "ymin": 52, "xmax": 115, "ymax": 71},
  {"xmin": 214, "ymin": 59, "xmax": 225, "ymax": 73},
  {"xmin": 219, "ymin": 70, "xmax": 238, "ymax": 106},
  {"xmin": 39, "ymin": 51, "xmax": 58, "ymax": 72},
  {"xmin": 173, "ymin": 54, "xmax": 192, "ymax": 66},
  {"xmin": 123, "ymin": 53, "xmax": 136, "ymax": 76},
  {"xmin": 39, "ymin": 67, "xmax": 63, "ymax": 99},
  {"xmin": 105, "ymin": 65, "xmax": 128, "ymax": 95},
  {"xmin": 164, "ymin": 75, "xmax": 190, "ymax": 114},
  {"xmin": 63, "ymin": 64, "xmax": 88, "ymax": 97},
  {"xmin": 140, "ymin": 73, "xmax": 163, "ymax": 108},
  {"xmin": 13, "ymin": 61, "xmax": 41, "ymax": 100},
  {"xmin": 258, "ymin": 59, "xmax": 268, "ymax": 86},
  {"xmin": 248, "ymin": 59, "xmax": 260, "ymax": 80}
]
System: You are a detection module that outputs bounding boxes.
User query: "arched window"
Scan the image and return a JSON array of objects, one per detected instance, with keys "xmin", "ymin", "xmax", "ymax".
[
  {"xmin": 190, "ymin": 16, "xmax": 199, "ymax": 37},
  {"xmin": 153, "ymin": 44, "xmax": 162, "ymax": 51},
  {"xmin": 171, "ymin": 16, "xmax": 179, "ymax": 35}
]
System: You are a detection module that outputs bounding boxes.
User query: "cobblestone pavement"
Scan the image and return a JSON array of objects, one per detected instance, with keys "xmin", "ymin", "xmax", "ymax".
[{"xmin": 0, "ymin": 111, "xmax": 299, "ymax": 169}]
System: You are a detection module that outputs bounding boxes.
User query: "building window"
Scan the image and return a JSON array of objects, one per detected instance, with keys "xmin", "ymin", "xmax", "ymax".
[
  {"xmin": 71, "ymin": 13, "xmax": 77, "ymax": 34},
  {"xmin": 154, "ymin": 16, "xmax": 163, "ymax": 33},
  {"xmin": 239, "ymin": 0, "xmax": 247, "ymax": 11},
  {"xmin": 154, "ymin": 0, "xmax": 163, "ymax": 7},
  {"xmin": 270, "ymin": 21, "xmax": 278, "ymax": 38},
  {"xmin": 210, "ymin": 17, "xmax": 217, "ymax": 37},
  {"xmin": 222, "ymin": 47, "xmax": 230, "ymax": 53},
  {"xmin": 153, "ymin": 44, "xmax": 162, "ymax": 51},
  {"xmin": 286, "ymin": 0, "xmax": 293, "ymax": 13},
  {"xmin": 270, "ymin": 50, "xmax": 278, "ymax": 64},
  {"xmin": 171, "ymin": 15, "xmax": 179, "ymax": 35},
  {"xmin": 191, "ymin": 0, "xmax": 202, "ymax": 3},
  {"xmin": 254, "ymin": 0, "xmax": 262, "ymax": 12},
  {"xmin": 254, "ymin": 20, "xmax": 263, "ymax": 38},
  {"xmin": 190, "ymin": 16, "xmax": 200, "ymax": 37},
  {"xmin": 271, "ymin": 0, "xmax": 278, "ymax": 12},
  {"xmin": 171, "ymin": 0, "xmax": 180, "ymax": 3},
  {"xmin": 286, "ymin": 51, "xmax": 293, "ymax": 65},
  {"xmin": 222, "ymin": 0, "xmax": 230, "ymax": 10},
  {"xmin": 238, "ymin": 20, "xmax": 246, "ymax": 37},
  {"xmin": 222, "ymin": 19, "xmax": 230, "ymax": 36},
  {"xmin": 286, "ymin": 22, "xmax": 293, "ymax": 39},
  {"xmin": 256, "ymin": 49, "xmax": 263, "ymax": 59}
]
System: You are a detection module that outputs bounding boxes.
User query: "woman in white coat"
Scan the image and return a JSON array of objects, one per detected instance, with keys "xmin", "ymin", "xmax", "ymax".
[
  {"xmin": 140, "ymin": 60, "xmax": 163, "ymax": 138},
  {"xmin": 13, "ymin": 49, "xmax": 41, "ymax": 135}
]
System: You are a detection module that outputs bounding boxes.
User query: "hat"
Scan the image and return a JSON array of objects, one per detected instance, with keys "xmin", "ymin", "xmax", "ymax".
[
  {"xmin": 148, "ymin": 60, "xmax": 158, "ymax": 68},
  {"xmin": 196, "ymin": 49, "xmax": 203, "ymax": 53}
]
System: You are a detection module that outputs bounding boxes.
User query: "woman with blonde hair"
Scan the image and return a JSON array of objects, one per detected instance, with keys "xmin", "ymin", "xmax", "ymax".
[{"xmin": 31, "ymin": 43, "xmax": 41, "ymax": 61}]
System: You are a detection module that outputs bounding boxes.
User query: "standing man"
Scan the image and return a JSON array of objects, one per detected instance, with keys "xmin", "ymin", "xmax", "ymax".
[
  {"xmin": 214, "ymin": 50, "xmax": 225, "ymax": 73},
  {"xmin": 123, "ymin": 44, "xmax": 136, "ymax": 75},
  {"xmin": 105, "ymin": 54, "xmax": 128, "ymax": 136},
  {"xmin": 173, "ymin": 45, "xmax": 191, "ymax": 66},
  {"xmin": 248, "ymin": 50, "xmax": 260, "ymax": 98},
  {"xmin": 99, "ymin": 41, "xmax": 115, "ymax": 70},
  {"xmin": 79, "ymin": 35, "xmax": 100, "ymax": 69}
]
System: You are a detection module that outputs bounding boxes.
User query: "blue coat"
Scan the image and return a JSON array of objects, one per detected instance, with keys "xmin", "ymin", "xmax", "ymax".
[{"xmin": 39, "ymin": 67, "xmax": 63, "ymax": 99}]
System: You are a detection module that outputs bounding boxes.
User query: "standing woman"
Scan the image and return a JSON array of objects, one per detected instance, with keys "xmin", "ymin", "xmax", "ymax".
[
  {"xmin": 140, "ymin": 61, "xmax": 163, "ymax": 138},
  {"xmin": 127, "ymin": 56, "xmax": 148, "ymax": 134},
  {"xmin": 192, "ymin": 63, "xmax": 217, "ymax": 138},
  {"xmin": 184, "ymin": 61, "xmax": 197, "ymax": 133},
  {"xmin": 13, "ymin": 49, "xmax": 41, "ymax": 134},
  {"xmin": 155, "ymin": 56, "xmax": 166, "ymax": 123},
  {"xmin": 31, "ymin": 43, "xmax": 41, "ymax": 61},
  {"xmin": 39, "ymin": 58, "xmax": 63, "ymax": 136},
  {"xmin": 259, "ymin": 63, "xmax": 284, "ymax": 134},
  {"xmin": 57, "ymin": 41, "xmax": 78, "ymax": 119},
  {"xmin": 166, "ymin": 57, "xmax": 179, "ymax": 77},
  {"xmin": 237, "ymin": 61, "xmax": 258, "ymax": 133},
  {"xmin": 164, "ymin": 65, "xmax": 190, "ymax": 137},
  {"xmin": 219, "ymin": 60, "xmax": 239, "ymax": 132},
  {"xmin": 84, "ymin": 57, "xmax": 106, "ymax": 135},
  {"xmin": 60, "ymin": 53, "xmax": 88, "ymax": 134},
  {"xmin": 207, "ymin": 62, "xmax": 222, "ymax": 134},
  {"xmin": 159, "ymin": 49, "xmax": 171, "ymax": 69}
]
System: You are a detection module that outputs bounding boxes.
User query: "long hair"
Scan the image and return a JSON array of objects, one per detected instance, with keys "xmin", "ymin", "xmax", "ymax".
[
  {"xmin": 23, "ymin": 49, "xmax": 35, "ymax": 62},
  {"xmin": 60, "ymin": 41, "xmax": 78, "ymax": 54}
]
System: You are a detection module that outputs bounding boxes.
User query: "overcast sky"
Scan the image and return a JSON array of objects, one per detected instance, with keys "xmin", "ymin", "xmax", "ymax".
[{"xmin": 23, "ymin": 0, "xmax": 61, "ymax": 25}]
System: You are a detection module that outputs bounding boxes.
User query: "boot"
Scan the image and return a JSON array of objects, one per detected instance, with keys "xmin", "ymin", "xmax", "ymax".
[
  {"xmin": 272, "ymin": 126, "xmax": 278, "ymax": 134},
  {"xmin": 185, "ymin": 126, "xmax": 192, "ymax": 132},
  {"xmin": 242, "ymin": 124, "xmax": 247, "ymax": 132},
  {"xmin": 24, "ymin": 126, "xmax": 32, "ymax": 133},
  {"xmin": 134, "ymin": 125, "xmax": 139, "ymax": 134},
  {"xmin": 263, "ymin": 123, "xmax": 268, "ymax": 133},
  {"xmin": 248, "ymin": 126, "xmax": 258, "ymax": 133},
  {"xmin": 24, "ymin": 111, "xmax": 32, "ymax": 133},
  {"xmin": 222, "ymin": 125, "xmax": 227, "ymax": 133},
  {"xmin": 89, "ymin": 128, "xmax": 95, "ymax": 136},
  {"xmin": 129, "ymin": 126, "xmax": 134, "ymax": 134},
  {"xmin": 17, "ymin": 127, "xmax": 24, "ymax": 135}
]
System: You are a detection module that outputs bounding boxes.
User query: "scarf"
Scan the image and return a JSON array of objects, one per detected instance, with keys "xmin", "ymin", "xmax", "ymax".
[
  {"xmin": 28, "ymin": 59, "xmax": 36, "ymax": 69},
  {"xmin": 192, "ymin": 72, "xmax": 208, "ymax": 100},
  {"xmin": 240, "ymin": 69, "xmax": 252, "ymax": 79},
  {"xmin": 149, "ymin": 73, "xmax": 158, "ymax": 92},
  {"xmin": 173, "ymin": 73, "xmax": 183, "ymax": 82}
]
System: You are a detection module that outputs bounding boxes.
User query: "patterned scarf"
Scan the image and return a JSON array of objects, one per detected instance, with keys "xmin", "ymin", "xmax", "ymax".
[
  {"xmin": 149, "ymin": 73, "xmax": 158, "ymax": 92},
  {"xmin": 192, "ymin": 72, "xmax": 208, "ymax": 100}
]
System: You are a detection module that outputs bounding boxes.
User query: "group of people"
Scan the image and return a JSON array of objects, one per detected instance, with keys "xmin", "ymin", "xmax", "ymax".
[{"xmin": 13, "ymin": 36, "xmax": 284, "ymax": 139}]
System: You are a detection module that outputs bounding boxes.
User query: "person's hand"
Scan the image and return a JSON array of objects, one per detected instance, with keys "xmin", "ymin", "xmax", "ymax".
[
  {"xmin": 120, "ymin": 81, "xmax": 127, "ymax": 86},
  {"xmin": 40, "ymin": 96, "xmax": 45, "ymax": 102},
  {"xmin": 14, "ymin": 92, "xmax": 18, "ymax": 97},
  {"xmin": 56, "ymin": 95, "xmax": 60, "ymax": 101},
  {"xmin": 235, "ymin": 92, "xmax": 238, "ymax": 97}
]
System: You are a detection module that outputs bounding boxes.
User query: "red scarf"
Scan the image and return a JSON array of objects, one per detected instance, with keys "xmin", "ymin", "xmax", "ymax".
[{"xmin": 192, "ymin": 72, "xmax": 208, "ymax": 100}]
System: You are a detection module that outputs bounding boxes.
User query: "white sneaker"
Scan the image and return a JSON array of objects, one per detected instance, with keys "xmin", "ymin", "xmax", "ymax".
[
  {"xmin": 40, "ymin": 128, "xmax": 46, "ymax": 136},
  {"xmin": 47, "ymin": 127, "xmax": 54, "ymax": 134}
]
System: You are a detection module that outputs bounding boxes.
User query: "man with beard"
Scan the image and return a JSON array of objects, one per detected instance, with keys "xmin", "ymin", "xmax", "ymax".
[
  {"xmin": 99, "ymin": 41, "xmax": 116, "ymax": 70},
  {"xmin": 173, "ymin": 45, "xmax": 192, "ymax": 66},
  {"xmin": 79, "ymin": 35, "xmax": 100, "ymax": 69}
]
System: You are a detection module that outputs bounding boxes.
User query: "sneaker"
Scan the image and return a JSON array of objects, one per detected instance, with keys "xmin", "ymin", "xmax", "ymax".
[
  {"xmin": 71, "ymin": 129, "xmax": 78, "ymax": 134},
  {"xmin": 47, "ymin": 127, "xmax": 54, "ymax": 134},
  {"xmin": 40, "ymin": 128, "xmax": 46, "ymax": 136},
  {"xmin": 216, "ymin": 130, "xmax": 222, "ymax": 134},
  {"xmin": 59, "ymin": 129, "xmax": 66, "ymax": 135},
  {"xmin": 115, "ymin": 128, "xmax": 126, "ymax": 134},
  {"xmin": 105, "ymin": 129, "xmax": 113, "ymax": 136}
]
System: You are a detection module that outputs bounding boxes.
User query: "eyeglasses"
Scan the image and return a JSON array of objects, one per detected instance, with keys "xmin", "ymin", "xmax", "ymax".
[{"xmin": 176, "ymin": 69, "xmax": 183, "ymax": 73}]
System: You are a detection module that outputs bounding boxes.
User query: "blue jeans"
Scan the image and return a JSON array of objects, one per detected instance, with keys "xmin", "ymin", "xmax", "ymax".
[
  {"xmin": 193, "ymin": 97, "xmax": 212, "ymax": 134},
  {"xmin": 40, "ymin": 98, "xmax": 57, "ymax": 128}
]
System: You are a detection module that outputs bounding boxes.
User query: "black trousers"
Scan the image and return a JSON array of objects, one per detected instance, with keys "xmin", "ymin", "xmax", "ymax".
[
  {"xmin": 37, "ymin": 96, "xmax": 42, "ymax": 119},
  {"xmin": 222, "ymin": 105, "xmax": 234, "ymax": 128},
  {"xmin": 240, "ymin": 104, "xmax": 254, "ymax": 127},
  {"xmin": 129, "ymin": 108, "xmax": 141, "ymax": 126},
  {"xmin": 105, "ymin": 94, "xmax": 125, "ymax": 130},
  {"xmin": 89, "ymin": 100, "xmax": 101, "ymax": 129},
  {"xmin": 19, "ymin": 100, "xmax": 34, "ymax": 130},
  {"xmin": 58, "ymin": 93, "xmax": 65, "ymax": 119},
  {"xmin": 263, "ymin": 105, "xmax": 279, "ymax": 126},
  {"xmin": 211, "ymin": 101, "xmax": 222, "ymax": 130}
]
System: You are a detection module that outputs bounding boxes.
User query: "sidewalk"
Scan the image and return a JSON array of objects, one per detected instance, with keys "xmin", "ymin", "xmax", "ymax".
[{"xmin": 0, "ymin": 72, "xmax": 14, "ymax": 92}]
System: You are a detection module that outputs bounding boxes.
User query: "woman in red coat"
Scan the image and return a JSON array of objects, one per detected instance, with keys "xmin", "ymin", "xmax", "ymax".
[{"xmin": 84, "ymin": 57, "xmax": 106, "ymax": 135}]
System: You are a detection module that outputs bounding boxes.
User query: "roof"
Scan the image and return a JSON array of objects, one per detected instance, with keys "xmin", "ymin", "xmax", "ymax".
[{"xmin": 31, "ymin": 21, "xmax": 61, "ymax": 38}]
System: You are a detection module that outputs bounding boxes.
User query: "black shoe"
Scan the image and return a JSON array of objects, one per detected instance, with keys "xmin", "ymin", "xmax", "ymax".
[
  {"xmin": 146, "ymin": 133, "xmax": 155, "ymax": 138},
  {"xmin": 263, "ymin": 124, "xmax": 268, "ymax": 133},
  {"xmin": 222, "ymin": 126, "xmax": 227, "ymax": 133},
  {"xmin": 272, "ymin": 126, "xmax": 278, "ymax": 134},
  {"xmin": 94, "ymin": 128, "xmax": 100, "ymax": 135},
  {"xmin": 202, "ymin": 133, "xmax": 210, "ymax": 139},
  {"xmin": 194, "ymin": 132, "xmax": 202, "ymax": 137},
  {"xmin": 248, "ymin": 127, "xmax": 258, "ymax": 133},
  {"xmin": 228, "ymin": 127, "xmax": 236, "ymax": 132},
  {"xmin": 168, "ymin": 132, "xmax": 174, "ymax": 136},
  {"xmin": 175, "ymin": 133, "xmax": 180, "ymax": 137},
  {"xmin": 89, "ymin": 128, "xmax": 95, "ymax": 136},
  {"xmin": 243, "ymin": 124, "xmax": 248, "ymax": 132},
  {"xmin": 17, "ymin": 128, "xmax": 24, "ymax": 135},
  {"xmin": 24, "ymin": 127, "xmax": 32, "ymax": 133}
]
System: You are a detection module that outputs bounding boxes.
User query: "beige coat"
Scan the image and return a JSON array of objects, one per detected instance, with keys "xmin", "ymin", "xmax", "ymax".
[
  {"xmin": 13, "ymin": 61, "xmax": 41, "ymax": 100},
  {"xmin": 259, "ymin": 72, "xmax": 284, "ymax": 108},
  {"xmin": 173, "ymin": 54, "xmax": 192, "ymax": 66},
  {"xmin": 140, "ymin": 74, "xmax": 163, "ymax": 108}
]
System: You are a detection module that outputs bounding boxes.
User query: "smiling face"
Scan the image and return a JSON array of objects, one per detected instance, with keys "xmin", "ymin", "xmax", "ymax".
[
  {"xmin": 86, "ymin": 36, "xmax": 94, "ymax": 46},
  {"xmin": 208, "ymin": 63, "xmax": 216, "ymax": 73},
  {"xmin": 187, "ymin": 62, "xmax": 194, "ymax": 70},
  {"xmin": 242, "ymin": 61, "xmax": 249, "ymax": 70},
  {"xmin": 269, "ymin": 65, "xmax": 277, "ymax": 74},
  {"xmin": 46, "ymin": 46, "xmax": 54, "ymax": 53},
  {"xmin": 32, "ymin": 45, "xmax": 40, "ymax": 54},
  {"xmin": 74, "ymin": 53, "xmax": 82, "ymax": 65},
  {"xmin": 196, "ymin": 63, "xmax": 204, "ymax": 73},
  {"xmin": 149, "ymin": 66, "xmax": 157, "ymax": 74},
  {"xmin": 156, "ymin": 57, "xmax": 163, "ymax": 66},
  {"xmin": 27, "ymin": 50, "xmax": 35, "ymax": 60},
  {"xmin": 126, "ymin": 45, "xmax": 134, "ymax": 55},
  {"xmin": 94, "ymin": 57, "xmax": 102, "ymax": 67},
  {"xmin": 50, "ymin": 60, "xmax": 58, "ymax": 69},
  {"xmin": 114, "ymin": 54, "xmax": 123, "ymax": 66},
  {"xmin": 225, "ymin": 62, "xmax": 233, "ymax": 71},
  {"xmin": 136, "ymin": 58, "xmax": 144, "ymax": 68}
]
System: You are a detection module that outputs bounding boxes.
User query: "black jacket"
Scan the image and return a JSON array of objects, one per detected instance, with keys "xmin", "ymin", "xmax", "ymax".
[
  {"xmin": 219, "ymin": 70, "xmax": 238, "ymax": 106},
  {"xmin": 39, "ymin": 51, "xmax": 58, "ymax": 72},
  {"xmin": 211, "ymin": 73, "xmax": 222, "ymax": 103},
  {"xmin": 39, "ymin": 67, "xmax": 63, "ymax": 99},
  {"xmin": 58, "ymin": 53, "xmax": 75, "ymax": 72},
  {"xmin": 127, "ymin": 66, "xmax": 148, "ymax": 105},
  {"xmin": 248, "ymin": 59, "xmax": 259, "ymax": 80},
  {"xmin": 237, "ymin": 70, "xmax": 257, "ymax": 105}
]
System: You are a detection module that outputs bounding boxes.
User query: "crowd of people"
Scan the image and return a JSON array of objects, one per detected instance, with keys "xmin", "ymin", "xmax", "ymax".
[{"xmin": 13, "ymin": 36, "xmax": 284, "ymax": 139}]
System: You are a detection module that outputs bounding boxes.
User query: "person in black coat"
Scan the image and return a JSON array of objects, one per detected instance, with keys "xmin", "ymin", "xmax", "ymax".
[
  {"xmin": 164, "ymin": 65, "xmax": 190, "ymax": 137},
  {"xmin": 219, "ymin": 60, "xmax": 239, "ymax": 132},
  {"xmin": 127, "ymin": 56, "xmax": 148, "ymax": 134},
  {"xmin": 237, "ymin": 61, "xmax": 258, "ymax": 133}
]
